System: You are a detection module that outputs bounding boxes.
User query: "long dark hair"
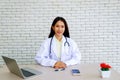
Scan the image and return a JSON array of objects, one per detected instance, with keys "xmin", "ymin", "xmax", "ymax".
[{"xmin": 48, "ymin": 16, "xmax": 70, "ymax": 38}]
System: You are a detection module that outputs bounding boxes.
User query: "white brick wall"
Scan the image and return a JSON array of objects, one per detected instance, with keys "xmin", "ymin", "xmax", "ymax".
[{"xmin": 0, "ymin": 0, "xmax": 120, "ymax": 73}]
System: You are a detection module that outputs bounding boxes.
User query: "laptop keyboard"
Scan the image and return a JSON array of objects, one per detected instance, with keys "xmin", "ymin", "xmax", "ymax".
[{"xmin": 21, "ymin": 69, "xmax": 35, "ymax": 77}]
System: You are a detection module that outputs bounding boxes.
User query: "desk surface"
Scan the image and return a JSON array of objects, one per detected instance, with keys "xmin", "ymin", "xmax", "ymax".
[{"xmin": 0, "ymin": 64, "xmax": 120, "ymax": 80}]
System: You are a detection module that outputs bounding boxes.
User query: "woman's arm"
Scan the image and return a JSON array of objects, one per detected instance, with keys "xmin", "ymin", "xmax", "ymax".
[
  {"xmin": 35, "ymin": 39, "xmax": 57, "ymax": 67},
  {"xmin": 64, "ymin": 39, "xmax": 81, "ymax": 66}
]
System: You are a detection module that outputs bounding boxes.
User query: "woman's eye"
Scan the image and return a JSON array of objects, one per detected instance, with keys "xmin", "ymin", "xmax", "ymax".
[
  {"xmin": 56, "ymin": 25, "xmax": 59, "ymax": 27},
  {"xmin": 61, "ymin": 26, "xmax": 65, "ymax": 28}
]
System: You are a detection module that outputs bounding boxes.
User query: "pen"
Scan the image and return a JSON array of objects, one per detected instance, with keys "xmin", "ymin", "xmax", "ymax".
[{"xmin": 54, "ymin": 68, "xmax": 65, "ymax": 71}]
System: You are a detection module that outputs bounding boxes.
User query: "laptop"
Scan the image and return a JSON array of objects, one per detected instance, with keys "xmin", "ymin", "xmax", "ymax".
[{"xmin": 2, "ymin": 56, "xmax": 42, "ymax": 79}]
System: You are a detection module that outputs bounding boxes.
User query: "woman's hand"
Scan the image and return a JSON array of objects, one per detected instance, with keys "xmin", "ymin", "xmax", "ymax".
[{"xmin": 54, "ymin": 61, "xmax": 66, "ymax": 69}]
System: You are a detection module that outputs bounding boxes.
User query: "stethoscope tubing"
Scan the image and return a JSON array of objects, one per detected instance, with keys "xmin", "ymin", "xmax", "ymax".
[{"xmin": 49, "ymin": 37, "xmax": 70, "ymax": 54}]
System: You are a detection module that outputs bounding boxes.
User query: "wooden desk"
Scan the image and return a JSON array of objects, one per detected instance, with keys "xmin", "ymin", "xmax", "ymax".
[{"xmin": 0, "ymin": 64, "xmax": 120, "ymax": 80}]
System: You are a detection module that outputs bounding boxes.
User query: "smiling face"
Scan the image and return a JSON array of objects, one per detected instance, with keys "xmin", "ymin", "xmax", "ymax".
[
  {"xmin": 49, "ymin": 17, "xmax": 70, "ymax": 38},
  {"xmin": 52, "ymin": 20, "xmax": 65, "ymax": 39}
]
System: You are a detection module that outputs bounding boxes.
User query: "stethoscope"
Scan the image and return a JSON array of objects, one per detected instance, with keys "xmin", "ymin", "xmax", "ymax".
[{"xmin": 49, "ymin": 37, "xmax": 70, "ymax": 54}]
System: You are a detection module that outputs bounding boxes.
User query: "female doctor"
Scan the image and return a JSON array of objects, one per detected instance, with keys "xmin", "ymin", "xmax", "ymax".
[{"xmin": 35, "ymin": 17, "xmax": 81, "ymax": 69}]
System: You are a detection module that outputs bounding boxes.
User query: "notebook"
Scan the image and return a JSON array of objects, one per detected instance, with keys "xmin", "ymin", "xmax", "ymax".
[{"xmin": 2, "ymin": 56, "xmax": 42, "ymax": 79}]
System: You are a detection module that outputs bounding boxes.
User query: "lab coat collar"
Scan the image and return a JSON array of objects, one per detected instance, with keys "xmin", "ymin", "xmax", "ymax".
[{"xmin": 52, "ymin": 35, "xmax": 66, "ymax": 44}]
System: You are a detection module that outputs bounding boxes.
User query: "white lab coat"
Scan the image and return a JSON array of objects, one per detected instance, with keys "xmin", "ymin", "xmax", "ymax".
[{"xmin": 35, "ymin": 36, "xmax": 81, "ymax": 67}]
